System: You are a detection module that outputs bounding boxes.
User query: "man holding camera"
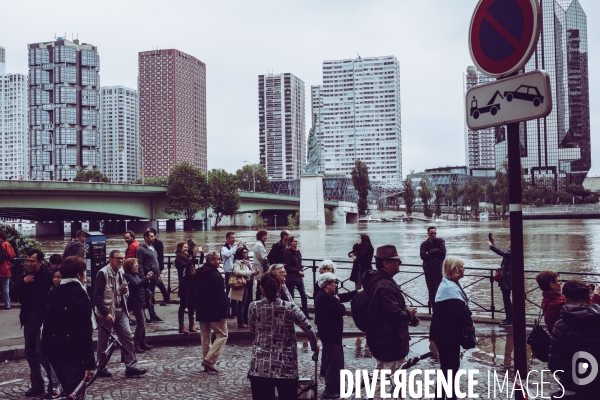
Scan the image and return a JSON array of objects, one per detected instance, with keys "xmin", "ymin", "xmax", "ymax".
[{"xmin": 94, "ymin": 250, "xmax": 146, "ymax": 378}]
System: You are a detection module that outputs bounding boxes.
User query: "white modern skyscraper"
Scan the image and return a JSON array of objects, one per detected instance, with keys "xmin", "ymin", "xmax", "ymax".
[
  {"xmin": 0, "ymin": 46, "xmax": 29, "ymax": 180},
  {"xmin": 100, "ymin": 86, "xmax": 139, "ymax": 183},
  {"xmin": 258, "ymin": 73, "xmax": 305, "ymax": 180},
  {"xmin": 28, "ymin": 38, "xmax": 100, "ymax": 181},
  {"xmin": 464, "ymin": 66, "xmax": 496, "ymax": 169},
  {"xmin": 312, "ymin": 56, "xmax": 402, "ymax": 184}
]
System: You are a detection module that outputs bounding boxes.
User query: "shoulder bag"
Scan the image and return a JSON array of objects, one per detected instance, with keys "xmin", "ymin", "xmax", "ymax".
[
  {"xmin": 457, "ymin": 283, "xmax": 477, "ymax": 350},
  {"xmin": 228, "ymin": 273, "xmax": 247, "ymax": 289},
  {"xmin": 527, "ymin": 303, "xmax": 551, "ymax": 362}
]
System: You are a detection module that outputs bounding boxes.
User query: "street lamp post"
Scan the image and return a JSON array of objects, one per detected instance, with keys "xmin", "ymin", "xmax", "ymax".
[{"xmin": 274, "ymin": 214, "xmax": 277, "ymax": 231}]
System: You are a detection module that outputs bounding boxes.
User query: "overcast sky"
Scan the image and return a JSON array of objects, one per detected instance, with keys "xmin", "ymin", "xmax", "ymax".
[{"xmin": 1, "ymin": 0, "xmax": 598, "ymax": 178}]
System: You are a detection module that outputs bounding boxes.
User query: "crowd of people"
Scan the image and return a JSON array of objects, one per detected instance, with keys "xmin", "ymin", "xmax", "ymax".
[{"xmin": 1, "ymin": 225, "xmax": 600, "ymax": 399}]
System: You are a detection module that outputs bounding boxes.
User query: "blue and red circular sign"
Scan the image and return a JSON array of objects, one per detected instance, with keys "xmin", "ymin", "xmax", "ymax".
[{"xmin": 469, "ymin": 0, "xmax": 541, "ymax": 78}]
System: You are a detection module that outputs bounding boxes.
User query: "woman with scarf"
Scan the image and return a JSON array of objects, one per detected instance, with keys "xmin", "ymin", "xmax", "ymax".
[
  {"xmin": 123, "ymin": 257, "xmax": 153, "ymax": 352},
  {"xmin": 230, "ymin": 247, "xmax": 258, "ymax": 328},
  {"xmin": 252, "ymin": 229, "xmax": 269, "ymax": 301},
  {"xmin": 175, "ymin": 241, "xmax": 202, "ymax": 334},
  {"xmin": 348, "ymin": 234, "xmax": 375, "ymax": 290},
  {"xmin": 42, "ymin": 256, "xmax": 95, "ymax": 398},
  {"xmin": 429, "ymin": 256, "xmax": 474, "ymax": 400}
]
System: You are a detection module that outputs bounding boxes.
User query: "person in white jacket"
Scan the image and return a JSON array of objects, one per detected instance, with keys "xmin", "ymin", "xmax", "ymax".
[{"xmin": 252, "ymin": 229, "xmax": 268, "ymax": 301}]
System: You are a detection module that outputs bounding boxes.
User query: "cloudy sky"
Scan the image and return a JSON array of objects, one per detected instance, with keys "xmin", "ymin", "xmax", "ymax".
[{"xmin": 1, "ymin": 0, "xmax": 598, "ymax": 177}]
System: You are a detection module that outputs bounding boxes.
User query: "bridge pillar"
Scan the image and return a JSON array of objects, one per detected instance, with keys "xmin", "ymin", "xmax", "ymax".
[
  {"xmin": 191, "ymin": 220, "xmax": 204, "ymax": 231},
  {"xmin": 127, "ymin": 220, "xmax": 157, "ymax": 235},
  {"xmin": 166, "ymin": 219, "xmax": 177, "ymax": 232},
  {"xmin": 88, "ymin": 221, "xmax": 101, "ymax": 231},
  {"xmin": 36, "ymin": 222, "xmax": 65, "ymax": 237},
  {"xmin": 103, "ymin": 221, "xmax": 127, "ymax": 235},
  {"xmin": 71, "ymin": 222, "xmax": 83, "ymax": 238}
]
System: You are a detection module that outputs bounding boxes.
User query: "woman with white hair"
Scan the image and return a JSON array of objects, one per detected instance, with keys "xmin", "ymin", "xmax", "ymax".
[
  {"xmin": 313, "ymin": 260, "xmax": 336, "ymax": 297},
  {"xmin": 429, "ymin": 256, "xmax": 474, "ymax": 400},
  {"xmin": 267, "ymin": 264, "xmax": 293, "ymax": 302},
  {"xmin": 314, "ymin": 272, "xmax": 358, "ymax": 399}
]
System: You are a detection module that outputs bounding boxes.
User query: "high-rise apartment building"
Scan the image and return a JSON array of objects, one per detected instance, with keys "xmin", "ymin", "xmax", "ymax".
[
  {"xmin": 312, "ymin": 56, "xmax": 402, "ymax": 184},
  {"xmin": 495, "ymin": 0, "xmax": 590, "ymax": 188},
  {"xmin": 258, "ymin": 73, "xmax": 305, "ymax": 180},
  {"xmin": 0, "ymin": 47, "xmax": 28, "ymax": 180},
  {"xmin": 464, "ymin": 66, "xmax": 496, "ymax": 169},
  {"xmin": 138, "ymin": 49, "xmax": 206, "ymax": 178},
  {"xmin": 28, "ymin": 38, "xmax": 100, "ymax": 180},
  {"xmin": 100, "ymin": 86, "xmax": 139, "ymax": 183}
]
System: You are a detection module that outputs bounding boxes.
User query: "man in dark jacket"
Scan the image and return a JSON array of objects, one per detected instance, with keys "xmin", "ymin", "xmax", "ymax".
[
  {"xmin": 365, "ymin": 245, "xmax": 417, "ymax": 372},
  {"xmin": 267, "ymin": 229, "xmax": 289, "ymax": 264},
  {"xmin": 62, "ymin": 230, "xmax": 86, "ymax": 259},
  {"xmin": 43, "ymin": 256, "xmax": 95, "ymax": 397},
  {"xmin": 147, "ymin": 227, "xmax": 170, "ymax": 305},
  {"xmin": 548, "ymin": 280, "xmax": 600, "ymax": 399},
  {"xmin": 419, "ymin": 226, "xmax": 446, "ymax": 309},
  {"xmin": 283, "ymin": 235, "xmax": 311, "ymax": 319},
  {"xmin": 11, "ymin": 249, "xmax": 54, "ymax": 397},
  {"xmin": 315, "ymin": 272, "xmax": 357, "ymax": 399},
  {"xmin": 192, "ymin": 250, "xmax": 228, "ymax": 373},
  {"xmin": 136, "ymin": 230, "xmax": 163, "ymax": 322},
  {"xmin": 488, "ymin": 238, "xmax": 512, "ymax": 325}
]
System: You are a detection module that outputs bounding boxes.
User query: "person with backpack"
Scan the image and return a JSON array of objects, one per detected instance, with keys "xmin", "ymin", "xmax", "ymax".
[
  {"xmin": 0, "ymin": 231, "xmax": 16, "ymax": 310},
  {"xmin": 535, "ymin": 271, "xmax": 565, "ymax": 333},
  {"xmin": 361, "ymin": 245, "xmax": 418, "ymax": 372}
]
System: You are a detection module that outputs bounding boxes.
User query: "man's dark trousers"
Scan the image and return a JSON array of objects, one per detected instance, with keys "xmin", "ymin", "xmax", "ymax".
[
  {"xmin": 24, "ymin": 312, "xmax": 53, "ymax": 392},
  {"xmin": 425, "ymin": 274, "xmax": 443, "ymax": 310}
]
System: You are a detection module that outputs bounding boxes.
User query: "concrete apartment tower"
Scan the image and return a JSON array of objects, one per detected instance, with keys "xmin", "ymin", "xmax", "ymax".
[
  {"xmin": 138, "ymin": 49, "xmax": 207, "ymax": 178},
  {"xmin": 100, "ymin": 86, "xmax": 139, "ymax": 183},
  {"xmin": 464, "ymin": 66, "xmax": 496, "ymax": 169},
  {"xmin": 28, "ymin": 38, "xmax": 100, "ymax": 181},
  {"xmin": 494, "ymin": 0, "xmax": 591, "ymax": 189},
  {"xmin": 0, "ymin": 46, "xmax": 29, "ymax": 180},
  {"xmin": 258, "ymin": 73, "xmax": 305, "ymax": 180},
  {"xmin": 311, "ymin": 55, "xmax": 402, "ymax": 185}
]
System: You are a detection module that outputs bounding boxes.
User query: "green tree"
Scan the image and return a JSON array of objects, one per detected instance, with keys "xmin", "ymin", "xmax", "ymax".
[
  {"xmin": 235, "ymin": 164, "xmax": 270, "ymax": 192},
  {"xmin": 434, "ymin": 185, "xmax": 443, "ymax": 217},
  {"xmin": 469, "ymin": 180, "xmax": 484, "ymax": 216},
  {"xmin": 402, "ymin": 177, "xmax": 416, "ymax": 215},
  {"xmin": 351, "ymin": 160, "xmax": 372, "ymax": 216},
  {"xmin": 419, "ymin": 178, "xmax": 432, "ymax": 217},
  {"xmin": 132, "ymin": 176, "xmax": 168, "ymax": 186},
  {"xmin": 164, "ymin": 162, "xmax": 211, "ymax": 231},
  {"xmin": 485, "ymin": 180, "xmax": 498, "ymax": 214},
  {"xmin": 450, "ymin": 180, "xmax": 460, "ymax": 216},
  {"xmin": 208, "ymin": 169, "xmax": 240, "ymax": 228},
  {"xmin": 495, "ymin": 171, "xmax": 509, "ymax": 215},
  {"xmin": 287, "ymin": 211, "xmax": 299, "ymax": 230},
  {"xmin": 74, "ymin": 169, "xmax": 110, "ymax": 182}
]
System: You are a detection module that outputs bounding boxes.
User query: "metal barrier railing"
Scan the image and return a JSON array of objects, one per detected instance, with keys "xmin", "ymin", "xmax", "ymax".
[{"xmin": 10, "ymin": 255, "xmax": 600, "ymax": 320}]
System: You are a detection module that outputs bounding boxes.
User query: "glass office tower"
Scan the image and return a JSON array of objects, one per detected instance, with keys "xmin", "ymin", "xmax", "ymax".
[{"xmin": 494, "ymin": 0, "xmax": 590, "ymax": 189}]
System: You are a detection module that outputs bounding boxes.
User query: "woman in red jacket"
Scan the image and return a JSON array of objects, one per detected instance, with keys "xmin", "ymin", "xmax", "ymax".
[{"xmin": 535, "ymin": 270, "xmax": 565, "ymax": 333}]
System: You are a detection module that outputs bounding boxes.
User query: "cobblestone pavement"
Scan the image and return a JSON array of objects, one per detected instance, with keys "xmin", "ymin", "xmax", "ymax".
[{"xmin": 0, "ymin": 334, "xmax": 561, "ymax": 399}]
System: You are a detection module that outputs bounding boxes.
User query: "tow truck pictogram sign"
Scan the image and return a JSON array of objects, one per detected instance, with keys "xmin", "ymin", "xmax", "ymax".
[{"xmin": 465, "ymin": 69, "xmax": 552, "ymax": 130}]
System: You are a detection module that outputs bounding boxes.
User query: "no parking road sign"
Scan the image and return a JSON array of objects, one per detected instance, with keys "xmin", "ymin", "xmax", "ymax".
[{"xmin": 469, "ymin": 0, "xmax": 541, "ymax": 77}]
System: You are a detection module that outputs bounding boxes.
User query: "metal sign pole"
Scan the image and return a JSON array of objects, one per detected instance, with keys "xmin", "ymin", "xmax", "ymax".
[{"xmin": 506, "ymin": 121, "xmax": 527, "ymax": 398}]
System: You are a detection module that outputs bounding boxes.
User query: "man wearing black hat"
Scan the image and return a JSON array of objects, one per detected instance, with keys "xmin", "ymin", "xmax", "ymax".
[
  {"xmin": 363, "ymin": 245, "xmax": 418, "ymax": 371},
  {"xmin": 548, "ymin": 280, "xmax": 600, "ymax": 399}
]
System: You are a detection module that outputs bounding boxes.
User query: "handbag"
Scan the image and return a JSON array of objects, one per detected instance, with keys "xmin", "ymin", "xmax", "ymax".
[
  {"xmin": 456, "ymin": 283, "xmax": 477, "ymax": 350},
  {"xmin": 494, "ymin": 268, "xmax": 502, "ymax": 282},
  {"xmin": 228, "ymin": 274, "xmax": 247, "ymax": 289},
  {"xmin": 460, "ymin": 327, "xmax": 477, "ymax": 350},
  {"xmin": 527, "ymin": 303, "xmax": 551, "ymax": 362}
]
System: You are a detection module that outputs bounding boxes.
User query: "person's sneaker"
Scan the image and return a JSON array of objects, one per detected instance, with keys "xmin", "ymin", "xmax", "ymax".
[
  {"xmin": 322, "ymin": 392, "xmax": 340, "ymax": 399},
  {"xmin": 97, "ymin": 369, "xmax": 112, "ymax": 378},
  {"xmin": 135, "ymin": 345, "xmax": 145, "ymax": 353},
  {"xmin": 140, "ymin": 342, "xmax": 153, "ymax": 350},
  {"xmin": 151, "ymin": 316, "xmax": 164, "ymax": 322},
  {"xmin": 25, "ymin": 388, "xmax": 45, "ymax": 397},
  {"xmin": 145, "ymin": 318, "xmax": 154, "ymax": 325},
  {"xmin": 160, "ymin": 301, "xmax": 169, "ymax": 306},
  {"xmin": 43, "ymin": 388, "xmax": 63, "ymax": 399},
  {"xmin": 499, "ymin": 319, "xmax": 513, "ymax": 326},
  {"xmin": 125, "ymin": 367, "xmax": 147, "ymax": 377}
]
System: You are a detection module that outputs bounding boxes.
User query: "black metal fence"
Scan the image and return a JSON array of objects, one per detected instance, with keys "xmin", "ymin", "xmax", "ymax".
[{"xmin": 9, "ymin": 256, "xmax": 600, "ymax": 321}]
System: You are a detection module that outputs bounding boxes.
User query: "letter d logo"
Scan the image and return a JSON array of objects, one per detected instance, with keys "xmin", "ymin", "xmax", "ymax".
[{"xmin": 572, "ymin": 351, "xmax": 598, "ymax": 386}]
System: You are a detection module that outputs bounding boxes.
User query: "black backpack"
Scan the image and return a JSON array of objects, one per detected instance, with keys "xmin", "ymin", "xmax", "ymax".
[
  {"xmin": 527, "ymin": 303, "xmax": 551, "ymax": 362},
  {"xmin": 351, "ymin": 276, "xmax": 383, "ymax": 332}
]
